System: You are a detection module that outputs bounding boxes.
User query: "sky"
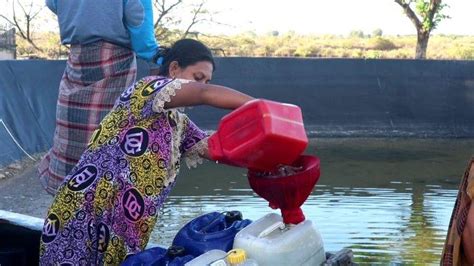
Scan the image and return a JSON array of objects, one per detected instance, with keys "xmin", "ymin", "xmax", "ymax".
[
  {"xmin": 192, "ymin": 0, "xmax": 474, "ymax": 36},
  {"xmin": 1, "ymin": 0, "xmax": 472, "ymax": 36}
]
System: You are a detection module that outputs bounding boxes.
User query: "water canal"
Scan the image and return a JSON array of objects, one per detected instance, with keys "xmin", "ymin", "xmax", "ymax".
[{"xmin": 150, "ymin": 138, "xmax": 473, "ymax": 264}]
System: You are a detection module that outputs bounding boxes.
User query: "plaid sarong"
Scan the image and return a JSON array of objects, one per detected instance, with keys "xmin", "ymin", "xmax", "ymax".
[
  {"xmin": 441, "ymin": 157, "xmax": 474, "ymax": 265},
  {"xmin": 38, "ymin": 41, "xmax": 137, "ymax": 195}
]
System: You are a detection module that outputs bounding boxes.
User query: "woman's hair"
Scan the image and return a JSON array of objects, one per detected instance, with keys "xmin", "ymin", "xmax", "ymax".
[{"xmin": 157, "ymin": 39, "xmax": 215, "ymax": 76}]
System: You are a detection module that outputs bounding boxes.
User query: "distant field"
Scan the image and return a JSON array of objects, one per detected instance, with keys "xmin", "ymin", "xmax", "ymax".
[
  {"xmin": 201, "ymin": 33, "xmax": 474, "ymax": 60},
  {"xmin": 16, "ymin": 32, "xmax": 474, "ymax": 60}
]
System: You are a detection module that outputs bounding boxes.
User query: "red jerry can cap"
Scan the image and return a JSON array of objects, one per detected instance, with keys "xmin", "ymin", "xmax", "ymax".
[{"xmin": 208, "ymin": 99, "xmax": 308, "ymax": 171}]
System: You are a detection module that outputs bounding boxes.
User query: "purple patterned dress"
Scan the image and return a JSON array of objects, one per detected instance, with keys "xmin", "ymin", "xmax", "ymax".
[{"xmin": 39, "ymin": 76, "xmax": 208, "ymax": 265}]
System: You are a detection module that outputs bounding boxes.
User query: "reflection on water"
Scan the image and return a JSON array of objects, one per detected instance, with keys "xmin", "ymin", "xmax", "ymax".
[{"xmin": 150, "ymin": 138, "xmax": 473, "ymax": 264}]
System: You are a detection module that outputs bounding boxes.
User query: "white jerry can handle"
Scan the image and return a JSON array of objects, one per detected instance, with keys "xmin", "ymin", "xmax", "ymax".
[{"xmin": 257, "ymin": 221, "xmax": 286, "ymax": 238}]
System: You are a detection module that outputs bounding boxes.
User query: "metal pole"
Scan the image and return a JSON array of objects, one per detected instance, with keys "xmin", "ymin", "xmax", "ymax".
[{"xmin": 12, "ymin": 28, "xmax": 16, "ymax": 59}]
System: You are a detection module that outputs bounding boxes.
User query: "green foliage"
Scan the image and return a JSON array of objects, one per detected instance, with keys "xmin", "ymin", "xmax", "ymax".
[{"xmin": 415, "ymin": 0, "xmax": 450, "ymax": 32}]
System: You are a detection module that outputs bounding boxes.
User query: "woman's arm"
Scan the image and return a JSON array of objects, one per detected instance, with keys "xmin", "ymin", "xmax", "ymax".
[
  {"xmin": 164, "ymin": 81, "xmax": 254, "ymax": 110},
  {"xmin": 166, "ymin": 80, "xmax": 254, "ymax": 164},
  {"xmin": 124, "ymin": 0, "xmax": 160, "ymax": 63}
]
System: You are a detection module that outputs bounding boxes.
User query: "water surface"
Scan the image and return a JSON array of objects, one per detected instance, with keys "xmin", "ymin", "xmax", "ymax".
[{"xmin": 150, "ymin": 138, "xmax": 473, "ymax": 265}]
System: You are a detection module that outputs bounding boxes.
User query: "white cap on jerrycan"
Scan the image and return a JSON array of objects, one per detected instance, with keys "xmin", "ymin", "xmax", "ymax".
[{"xmin": 184, "ymin": 249, "xmax": 258, "ymax": 266}]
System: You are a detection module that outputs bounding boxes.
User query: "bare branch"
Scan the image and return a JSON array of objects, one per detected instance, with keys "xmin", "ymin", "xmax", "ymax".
[
  {"xmin": 154, "ymin": 0, "xmax": 182, "ymax": 29},
  {"xmin": 182, "ymin": 1, "xmax": 205, "ymax": 38},
  {"xmin": 0, "ymin": 14, "xmax": 15, "ymax": 26},
  {"xmin": 12, "ymin": 3, "xmax": 28, "ymax": 40},
  {"xmin": 394, "ymin": 0, "xmax": 422, "ymax": 31},
  {"xmin": 152, "ymin": 0, "xmax": 220, "ymax": 42},
  {"xmin": 30, "ymin": 6, "xmax": 44, "ymax": 20},
  {"xmin": 210, "ymin": 47, "xmax": 226, "ymax": 57},
  {"xmin": 16, "ymin": 0, "xmax": 28, "ymax": 17},
  {"xmin": 6, "ymin": 0, "xmax": 44, "ymax": 52}
]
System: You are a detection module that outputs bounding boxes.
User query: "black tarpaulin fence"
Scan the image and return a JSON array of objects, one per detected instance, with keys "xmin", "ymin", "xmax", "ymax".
[{"xmin": 1, "ymin": 58, "xmax": 473, "ymax": 167}]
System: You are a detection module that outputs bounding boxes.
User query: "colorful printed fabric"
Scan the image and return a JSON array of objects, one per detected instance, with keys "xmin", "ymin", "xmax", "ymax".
[
  {"xmin": 38, "ymin": 41, "xmax": 137, "ymax": 195},
  {"xmin": 442, "ymin": 157, "xmax": 474, "ymax": 265},
  {"xmin": 39, "ymin": 76, "xmax": 208, "ymax": 265}
]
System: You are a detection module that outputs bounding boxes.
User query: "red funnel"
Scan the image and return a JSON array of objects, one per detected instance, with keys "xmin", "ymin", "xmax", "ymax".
[{"xmin": 247, "ymin": 155, "xmax": 320, "ymax": 224}]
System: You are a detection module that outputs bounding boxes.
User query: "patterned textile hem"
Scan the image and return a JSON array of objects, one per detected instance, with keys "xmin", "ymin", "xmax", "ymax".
[
  {"xmin": 184, "ymin": 137, "xmax": 209, "ymax": 168},
  {"xmin": 152, "ymin": 79, "xmax": 190, "ymax": 113}
]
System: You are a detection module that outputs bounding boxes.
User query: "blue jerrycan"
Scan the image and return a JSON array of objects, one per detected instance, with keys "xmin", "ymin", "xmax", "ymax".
[
  {"xmin": 172, "ymin": 211, "xmax": 252, "ymax": 257},
  {"xmin": 121, "ymin": 245, "xmax": 194, "ymax": 266}
]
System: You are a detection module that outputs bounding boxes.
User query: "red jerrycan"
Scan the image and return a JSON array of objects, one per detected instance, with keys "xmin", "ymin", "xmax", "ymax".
[{"xmin": 208, "ymin": 99, "xmax": 308, "ymax": 171}]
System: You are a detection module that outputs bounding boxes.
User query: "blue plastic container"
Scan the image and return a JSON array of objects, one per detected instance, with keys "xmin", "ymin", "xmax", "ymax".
[
  {"xmin": 121, "ymin": 245, "xmax": 194, "ymax": 266},
  {"xmin": 172, "ymin": 211, "xmax": 252, "ymax": 257}
]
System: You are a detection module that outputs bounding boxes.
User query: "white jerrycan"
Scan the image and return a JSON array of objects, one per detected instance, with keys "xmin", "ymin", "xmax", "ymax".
[{"xmin": 233, "ymin": 213, "xmax": 325, "ymax": 266}]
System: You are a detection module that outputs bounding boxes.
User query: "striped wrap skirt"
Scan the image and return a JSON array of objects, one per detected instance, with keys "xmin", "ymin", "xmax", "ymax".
[{"xmin": 38, "ymin": 41, "xmax": 137, "ymax": 195}]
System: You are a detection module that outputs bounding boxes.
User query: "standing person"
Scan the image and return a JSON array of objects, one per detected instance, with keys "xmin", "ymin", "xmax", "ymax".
[
  {"xmin": 39, "ymin": 39, "xmax": 255, "ymax": 265},
  {"xmin": 442, "ymin": 158, "xmax": 474, "ymax": 265},
  {"xmin": 39, "ymin": 0, "xmax": 162, "ymax": 195}
]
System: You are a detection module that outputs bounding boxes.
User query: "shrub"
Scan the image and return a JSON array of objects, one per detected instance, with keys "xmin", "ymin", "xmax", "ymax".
[
  {"xmin": 447, "ymin": 46, "xmax": 474, "ymax": 59},
  {"xmin": 367, "ymin": 37, "xmax": 397, "ymax": 50}
]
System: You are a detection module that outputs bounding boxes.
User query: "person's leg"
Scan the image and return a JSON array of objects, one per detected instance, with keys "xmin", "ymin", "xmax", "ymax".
[
  {"xmin": 461, "ymin": 160, "xmax": 474, "ymax": 265},
  {"xmin": 442, "ymin": 159, "xmax": 474, "ymax": 265},
  {"xmin": 38, "ymin": 42, "xmax": 137, "ymax": 194},
  {"xmin": 462, "ymin": 202, "xmax": 474, "ymax": 264}
]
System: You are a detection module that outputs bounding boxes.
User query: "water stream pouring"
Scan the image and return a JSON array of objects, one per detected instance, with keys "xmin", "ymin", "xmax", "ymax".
[{"xmin": 247, "ymin": 155, "xmax": 320, "ymax": 224}]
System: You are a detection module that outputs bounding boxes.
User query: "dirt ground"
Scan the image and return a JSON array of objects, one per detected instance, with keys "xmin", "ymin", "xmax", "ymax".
[{"xmin": 0, "ymin": 157, "xmax": 52, "ymax": 218}]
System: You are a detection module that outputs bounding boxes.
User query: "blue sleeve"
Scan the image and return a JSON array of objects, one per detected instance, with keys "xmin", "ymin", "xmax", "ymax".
[
  {"xmin": 45, "ymin": 0, "xmax": 58, "ymax": 14},
  {"xmin": 123, "ymin": 0, "xmax": 160, "ymax": 63}
]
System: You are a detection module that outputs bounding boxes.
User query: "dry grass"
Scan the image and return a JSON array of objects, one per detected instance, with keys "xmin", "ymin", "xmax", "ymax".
[
  {"xmin": 201, "ymin": 33, "xmax": 474, "ymax": 60},
  {"xmin": 16, "ymin": 32, "xmax": 474, "ymax": 60}
]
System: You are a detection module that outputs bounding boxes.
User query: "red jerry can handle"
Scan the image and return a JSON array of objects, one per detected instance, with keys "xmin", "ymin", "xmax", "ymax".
[
  {"xmin": 208, "ymin": 99, "xmax": 308, "ymax": 170},
  {"xmin": 208, "ymin": 132, "xmax": 223, "ymax": 162}
]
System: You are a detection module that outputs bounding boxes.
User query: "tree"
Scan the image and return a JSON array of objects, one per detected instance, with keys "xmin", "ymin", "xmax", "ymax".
[
  {"xmin": 153, "ymin": 0, "xmax": 183, "ymax": 42},
  {"xmin": 152, "ymin": 0, "xmax": 217, "ymax": 43},
  {"xmin": 349, "ymin": 30, "xmax": 365, "ymax": 38},
  {"xmin": 372, "ymin": 28, "xmax": 383, "ymax": 37},
  {"xmin": 182, "ymin": 1, "xmax": 207, "ymax": 38},
  {"xmin": 394, "ymin": 0, "xmax": 449, "ymax": 59},
  {"xmin": 0, "ymin": 0, "xmax": 44, "ymax": 52}
]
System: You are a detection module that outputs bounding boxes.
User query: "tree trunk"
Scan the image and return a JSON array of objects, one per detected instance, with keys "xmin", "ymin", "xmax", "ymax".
[{"xmin": 415, "ymin": 31, "xmax": 430, "ymax": 59}]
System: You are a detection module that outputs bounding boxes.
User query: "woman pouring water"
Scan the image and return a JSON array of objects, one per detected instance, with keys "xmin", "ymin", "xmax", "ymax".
[{"xmin": 39, "ymin": 39, "xmax": 254, "ymax": 265}]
